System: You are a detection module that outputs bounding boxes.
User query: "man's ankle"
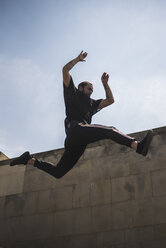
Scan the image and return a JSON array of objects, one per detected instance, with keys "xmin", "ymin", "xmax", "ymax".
[
  {"xmin": 131, "ymin": 141, "xmax": 138, "ymax": 151},
  {"xmin": 27, "ymin": 158, "xmax": 35, "ymax": 166}
]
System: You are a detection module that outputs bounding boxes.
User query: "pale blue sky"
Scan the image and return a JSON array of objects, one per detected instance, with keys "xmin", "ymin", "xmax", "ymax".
[{"xmin": 0, "ymin": 0, "xmax": 166, "ymax": 157}]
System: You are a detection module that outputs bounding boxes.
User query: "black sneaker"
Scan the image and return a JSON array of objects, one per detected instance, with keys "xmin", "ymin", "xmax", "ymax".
[
  {"xmin": 136, "ymin": 130, "xmax": 154, "ymax": 156},
  {"xmin": 10, "ymin": 151, "xmax": 32, "ymax": 166}
]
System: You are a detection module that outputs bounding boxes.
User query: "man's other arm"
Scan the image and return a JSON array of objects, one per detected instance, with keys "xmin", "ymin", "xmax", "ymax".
[{"xmin": 98, "ymin": 72, "xmax": 115, "ymax": 109}]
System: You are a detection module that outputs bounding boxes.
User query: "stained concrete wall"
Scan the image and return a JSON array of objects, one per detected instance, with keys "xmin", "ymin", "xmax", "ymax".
[{"xmin": 0, "ymin": 126, "xmax": 166, "ymax": 248}]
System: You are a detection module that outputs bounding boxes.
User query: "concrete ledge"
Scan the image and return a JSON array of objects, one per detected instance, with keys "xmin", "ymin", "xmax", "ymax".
[{"xmin": 0, "ymin": 126, "xmax": 165, "ymax": 167}]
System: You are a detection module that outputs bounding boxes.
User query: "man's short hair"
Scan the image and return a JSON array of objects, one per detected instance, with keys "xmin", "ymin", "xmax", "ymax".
[{"xmin": 78, "ymin": 82, "xmax": 88, "ymax": 89}]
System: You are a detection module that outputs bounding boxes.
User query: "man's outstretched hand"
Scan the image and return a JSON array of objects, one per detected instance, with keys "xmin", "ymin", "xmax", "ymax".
[
  {"xmin": 101, "ymin": 72, "xmax": 109, "ymax": 86},
  {"xmin": 77, "ymin": 50, "xmax": 88, "ymax": 62}
]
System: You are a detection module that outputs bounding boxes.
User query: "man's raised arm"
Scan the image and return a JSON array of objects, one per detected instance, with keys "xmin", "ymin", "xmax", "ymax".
[
  {"xmin": 62, "ymin": 51, "xmax": 88, "ymax": 87},
  {"xmin": 98, "ymin": 72, "xmax": 115, "ymax": 109}
]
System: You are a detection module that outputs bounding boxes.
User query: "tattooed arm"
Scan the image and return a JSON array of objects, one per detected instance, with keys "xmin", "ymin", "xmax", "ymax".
[{"xmin": 62, "ymin": 51, "xmax": 87, "ymax": 87}]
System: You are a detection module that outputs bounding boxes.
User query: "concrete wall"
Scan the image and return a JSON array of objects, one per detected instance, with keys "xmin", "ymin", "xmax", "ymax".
[{"xmin": 0, "ymin": 126, "xmax": 166, "ymax": 248}]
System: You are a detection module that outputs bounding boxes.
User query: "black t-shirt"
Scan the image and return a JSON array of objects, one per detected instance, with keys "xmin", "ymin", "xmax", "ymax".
[{"xmin": 63, "ymin": 77, "xmax": 102, "ymax": 133}]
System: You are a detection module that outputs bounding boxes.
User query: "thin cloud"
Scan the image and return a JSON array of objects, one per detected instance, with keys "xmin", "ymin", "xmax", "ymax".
[{"xmin": 0, "ymin": 57, "xmax": 65, "ymax": 157}]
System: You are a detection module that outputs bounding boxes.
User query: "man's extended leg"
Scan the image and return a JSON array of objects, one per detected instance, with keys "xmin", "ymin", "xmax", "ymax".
[{"xmin": 73, "ymin": 123, "xmax": 153, "ymax": 156}]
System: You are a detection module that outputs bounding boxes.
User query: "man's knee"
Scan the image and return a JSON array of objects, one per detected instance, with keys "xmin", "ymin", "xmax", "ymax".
[
  {"xmin": 53, "ymin": 169, "xmax": 69, "ymax": 179},
  {"xmin": 54, "ymin": 173, "xmax": 64, "ymax": 179}
]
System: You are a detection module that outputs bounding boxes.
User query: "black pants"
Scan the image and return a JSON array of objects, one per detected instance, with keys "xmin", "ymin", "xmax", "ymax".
[{"xmin": 34, "ymin": 123, "xmax": 135, "ymax": 178}]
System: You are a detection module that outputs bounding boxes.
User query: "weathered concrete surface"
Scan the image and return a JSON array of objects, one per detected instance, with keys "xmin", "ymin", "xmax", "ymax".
[{"xmin": 0, "ymin": 126, "xmax": 166, "ymax": 248}]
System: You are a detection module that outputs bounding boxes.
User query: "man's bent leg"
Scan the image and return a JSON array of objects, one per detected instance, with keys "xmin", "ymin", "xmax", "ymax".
[{"xmin": 33, "ymin": 145, "xmax": 86, "ymax": 178}]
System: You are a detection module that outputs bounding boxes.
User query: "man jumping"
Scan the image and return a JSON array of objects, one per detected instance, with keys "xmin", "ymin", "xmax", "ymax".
[{"xmin": 10, "ymin": 51, "xmax": 153, "ymax": 178}]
